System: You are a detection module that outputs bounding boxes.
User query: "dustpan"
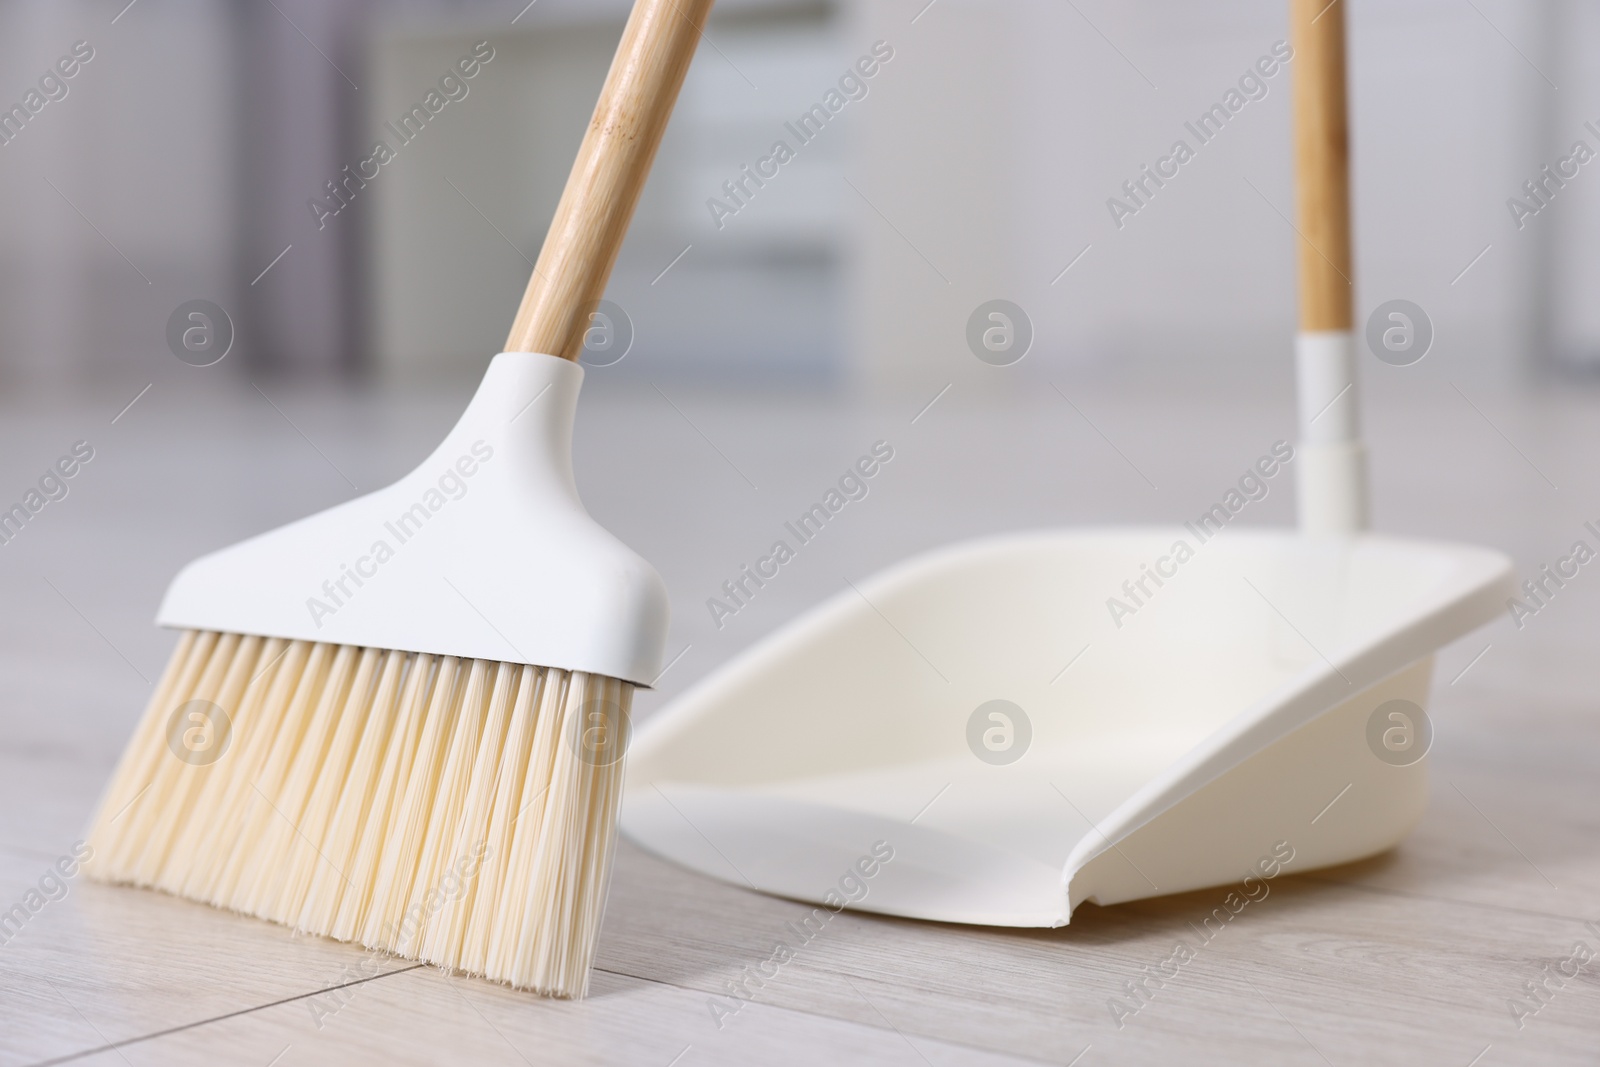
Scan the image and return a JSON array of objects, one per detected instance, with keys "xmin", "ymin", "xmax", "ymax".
[{"xmin": 620, "ymin": 2, "xmax": 1514, "ymax": 925}]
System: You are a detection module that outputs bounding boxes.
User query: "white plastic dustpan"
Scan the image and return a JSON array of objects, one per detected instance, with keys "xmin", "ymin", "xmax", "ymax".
[
  {"xmin": 620, "ymin": 4, "xmax": 1514, "ymax": 926},
  {"xmin": 622, "ymin": 527, "xmax": 1510, "ymax": 925}
]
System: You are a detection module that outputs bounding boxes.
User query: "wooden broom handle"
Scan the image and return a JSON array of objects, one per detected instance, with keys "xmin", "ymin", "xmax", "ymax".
[
  {"xmin": 504, "ymin": 0, "xmax": 713, "ymax": 360},
  {"xmin": 1290, "ymin": 0, "xmax": 1353, "ymax": 332}
]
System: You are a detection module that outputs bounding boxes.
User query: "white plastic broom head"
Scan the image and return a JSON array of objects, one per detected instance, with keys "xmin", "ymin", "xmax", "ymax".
[{"xmin": 157, "ymin": 352, "xmax": 669, "ymax": 686}]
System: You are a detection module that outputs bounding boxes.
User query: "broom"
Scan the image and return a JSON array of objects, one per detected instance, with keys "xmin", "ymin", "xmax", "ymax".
[{"xmin": 82, "ymin": 0, "xmax": 711, "ymax": 999}]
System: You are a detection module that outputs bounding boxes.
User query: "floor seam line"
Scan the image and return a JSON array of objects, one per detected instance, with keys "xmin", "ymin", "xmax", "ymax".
[{"xmin": 22, "ymin": 963, "xmax": 428, "ymax": 1067}]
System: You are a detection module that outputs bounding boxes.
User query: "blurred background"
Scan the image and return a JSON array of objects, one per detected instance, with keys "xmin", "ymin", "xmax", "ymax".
[
  {"xmin": 1, "ymin": 0, "xmax": 1597, "ymax": 715},
  {"xmin": 1, "ymin": 0, "xmax": 1597, "ymax": 396},
  {"xmin": 7, "ymin": 6, "xmax": 1600, "ymax": 1061}
]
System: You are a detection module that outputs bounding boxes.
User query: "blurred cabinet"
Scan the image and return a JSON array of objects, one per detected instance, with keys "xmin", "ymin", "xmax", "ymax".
[{"xmin": 365, "ymin": 1, "xmax": 847, "ymax": 385}]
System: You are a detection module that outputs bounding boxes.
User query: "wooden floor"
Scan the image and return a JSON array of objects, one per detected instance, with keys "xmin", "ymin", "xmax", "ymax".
[{"xmin": 1, "ymin": 372, "xmax": 1597, "ymax": 1065}]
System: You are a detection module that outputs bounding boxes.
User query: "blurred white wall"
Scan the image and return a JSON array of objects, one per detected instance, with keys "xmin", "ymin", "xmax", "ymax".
[
  {"xmin": 365, "ymin": 1, "xmax": 848, "ymax": 385},
  {"xmin": 1542, "ymin": 0, "xmax": 1600, "ymax": 371},
  {"xmin": 0, "ymin": 0, "xmax": 237, "ymax": 392},
  {"xmin": 847, "ymin": 0, "xmax": 1562, "ymax": 394},
  {"xmin": 0, "ymin": 0, "xmax": 1588, "ymax": 394}
]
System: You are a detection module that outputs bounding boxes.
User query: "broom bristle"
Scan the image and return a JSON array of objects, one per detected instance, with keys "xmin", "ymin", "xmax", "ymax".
[{"xmin": 83, "ymin": 630, "xmax": 633, "ymax": 998}]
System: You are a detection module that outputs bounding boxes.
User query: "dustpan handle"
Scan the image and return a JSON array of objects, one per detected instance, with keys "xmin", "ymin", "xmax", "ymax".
[
  {"xmin": 504, "ymin": 0, "xmax": 714, "ymax": 361},
  {"xmin": 1290, "ymin": 0, "xmax": 1368, "ymax": 532}
]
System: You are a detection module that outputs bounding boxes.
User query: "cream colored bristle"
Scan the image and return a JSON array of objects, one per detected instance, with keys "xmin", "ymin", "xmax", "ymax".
[
  {"xmin": 290, "ymin": 649, "xmax": 408, "ymax": 934},
  {"xmin": 395, "ymin": 658, "xmax": 495, "ymax": 954},
  {"xmin": 83, "ymin": 633, "xmax": 634, "ymax": 998},
  {"xmin": 455, "ymin": 663, "xmax": 545, "ymax": 975},
  {"xmin": 169, "ymin": 636, "xmax": 297, "ymax": 898},
  {"xmin": 326, "ymin": 653, "xmax": 438, "ymax": 941},
  {"xmin": 416, "ymin": 661, "xmax": 519, "ymax": 964},
  {"xmin": 359, "ymin": 655, "xmax": 468, "ymax": 951},
  {"xmin": 235, "ymin": 643, "xmax": 366, "ymax": 918}
]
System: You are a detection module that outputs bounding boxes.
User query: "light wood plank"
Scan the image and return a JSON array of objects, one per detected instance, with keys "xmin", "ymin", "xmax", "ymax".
[
  {"xmin": 35, "ymin": 966, "xmax": 1047, "ymax": 1067},
  {"xmin": 2, "ymin": 382, "xmax": 1599, "ymax": 1065}
]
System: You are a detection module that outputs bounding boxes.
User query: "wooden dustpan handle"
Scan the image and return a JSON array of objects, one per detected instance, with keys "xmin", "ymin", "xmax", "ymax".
[
  {"xmin": 1290, "ymin": 0, "xmax": 1367, "ymax": 533},
  {"xmin": 505, "ymin": 0, "xmax": 714, "ymax": 360},
  {"xmin": 1290, "ymin": 0, "xmax": 1353, "ymax": 330}
]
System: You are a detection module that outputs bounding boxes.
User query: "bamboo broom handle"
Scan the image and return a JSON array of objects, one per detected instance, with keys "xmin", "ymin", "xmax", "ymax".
[
  {"xmin": 1289, "ymin": 0, "xmax": 1353, "ymax": 331},
  {"xmin": 504, "ymin": 0, "xmax": 713, "ymax": 360}
]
